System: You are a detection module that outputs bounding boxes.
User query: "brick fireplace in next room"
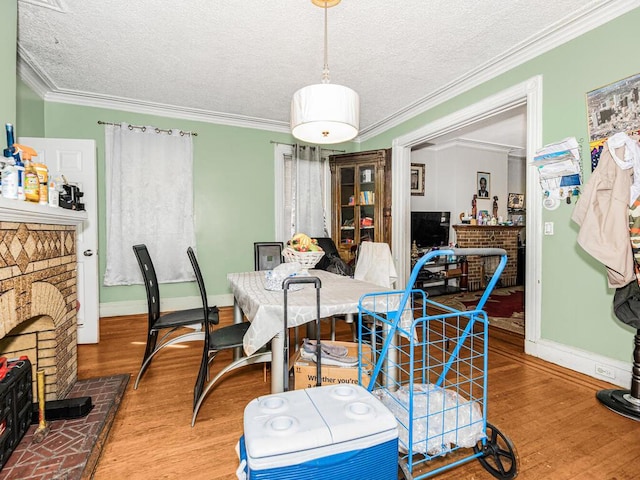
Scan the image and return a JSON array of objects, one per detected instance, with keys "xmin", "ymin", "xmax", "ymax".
[
  {"xmin": 0, "ymin": 201, "xmax": 86, "ymax": 401},
  {"xmin": 453, "ymin": 224, "xmax": 523, "ymax": 291}
]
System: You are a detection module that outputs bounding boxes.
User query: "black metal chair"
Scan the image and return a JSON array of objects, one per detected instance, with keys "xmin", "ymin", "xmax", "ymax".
[
  {"xmin": 132, "ymin": 244, "xmax": 211, "ymax": 389},
  {"xmin": 189, "ymin": 247, "xmax": 271, "ymax": 426},
  {"xmin": 254, "ymin": 242, "xmax": 283, "ymax": 271}
]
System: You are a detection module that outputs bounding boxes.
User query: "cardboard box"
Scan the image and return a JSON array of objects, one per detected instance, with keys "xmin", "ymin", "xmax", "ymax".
[{"xmin": 293, "ymin": 341, "xmax": 372, "ymax": 390}]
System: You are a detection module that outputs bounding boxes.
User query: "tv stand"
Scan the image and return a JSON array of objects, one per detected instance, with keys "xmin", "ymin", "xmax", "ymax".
[{"xmin": 413, "ymin": 256, "xmax": 465, "ymax": 297}]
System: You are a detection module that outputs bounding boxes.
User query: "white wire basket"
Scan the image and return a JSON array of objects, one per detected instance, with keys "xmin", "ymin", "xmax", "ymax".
[{"xmin": 282, "ymin": 247, "xmax": 324, "ymax": 269}]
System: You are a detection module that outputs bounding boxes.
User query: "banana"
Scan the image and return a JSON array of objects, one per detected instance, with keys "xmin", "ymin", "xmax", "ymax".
[{"xmin": 289, "ymin": 233, "xmax": 321, "ymax": 252}]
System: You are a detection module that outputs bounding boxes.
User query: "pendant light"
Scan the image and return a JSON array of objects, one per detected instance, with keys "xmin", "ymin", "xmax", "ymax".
[{"xmin": 290, "ymin": 0, "xmax": 359, "ymax": 145}]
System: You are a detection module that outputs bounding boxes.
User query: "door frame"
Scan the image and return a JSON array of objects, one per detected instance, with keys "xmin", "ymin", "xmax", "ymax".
[{"xmin": 390, "ymin": 75, "xmax": 543, "ymax": 350}]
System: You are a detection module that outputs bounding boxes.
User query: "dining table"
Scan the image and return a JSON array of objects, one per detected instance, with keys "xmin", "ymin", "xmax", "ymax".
[{"xmin": 227, "ymin": 269, "xmax": 397, "ymax": 393}]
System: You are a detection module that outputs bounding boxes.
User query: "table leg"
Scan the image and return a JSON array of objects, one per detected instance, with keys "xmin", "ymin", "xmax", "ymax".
[
  {"xmin": 270, "ymin": 330, "xmax": 285, "ymax": 393},
  {"xmin": 233, "ymin": 300, "xmax": 243, "ymax": 361},
  {"xmin": 345, "ymin": 313, "xmax": 355, "ymax": 342}
]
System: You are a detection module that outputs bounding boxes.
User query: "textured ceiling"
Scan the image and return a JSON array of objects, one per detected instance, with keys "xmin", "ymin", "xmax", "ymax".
[{"xmin": 15, "ymin": 0, "xmax": 635, "ymax": 142}]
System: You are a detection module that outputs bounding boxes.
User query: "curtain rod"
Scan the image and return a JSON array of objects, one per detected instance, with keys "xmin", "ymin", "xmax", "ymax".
[
  {"xmin": 269, "ymin": 140, "xmax": 345, "ymax": 153},
  {"xmin": 97, "ymin": 121, "xmax": 197, "ymax": 136}
]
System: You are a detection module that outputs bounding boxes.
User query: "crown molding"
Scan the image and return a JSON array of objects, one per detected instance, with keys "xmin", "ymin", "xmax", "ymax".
[
  {"xmin": 358, "ymin": 0, "xmax": 640, "ymax": 142},
  {"xmin": 16, "ymin": 0, "xmax": 640, "ymax": 138},
  {"xmin": 17, "ymin": 46, "xmax": 56, "ymax": 99},
  {"xmin": 18, "ymin": 0, "xmax": 66, "ymax": 13},
  {"xmin": 17, "ymin": 50, "xmax": 291, "ymax": 134},
  {"xmin": 43, "ymin": 89, "xmax": 292, "ymax": 133},
  {"xmin": 508, "ymin": 149, "xmax": 527, "ymax": 158},
  {"xmin": 428, "ymin": 137, "xmax": 519, "ymax": 153}
]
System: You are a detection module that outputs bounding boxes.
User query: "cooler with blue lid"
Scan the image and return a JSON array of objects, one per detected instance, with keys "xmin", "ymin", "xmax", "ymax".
[{"xmin": 239, "ymin": 384, "xmax": 398, "ymax": 479}]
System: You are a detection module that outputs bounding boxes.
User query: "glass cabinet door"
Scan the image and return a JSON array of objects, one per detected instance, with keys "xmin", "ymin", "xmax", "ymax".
[
  {"xmin": 330, "ymin": 148, "xmax": 391, "ymax": 262},
  {"xmin": 357, "ymin": 164, "xmax": 376, "ymax": 243},
  {"xmin": 339, "ymin": 166, "xmax": 356, "ymax": 246}
]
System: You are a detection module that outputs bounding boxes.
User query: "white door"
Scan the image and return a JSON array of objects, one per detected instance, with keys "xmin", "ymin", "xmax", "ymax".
[{"xmin": 19, "ymin": 137, "xmax": 99, "ymax": 344}]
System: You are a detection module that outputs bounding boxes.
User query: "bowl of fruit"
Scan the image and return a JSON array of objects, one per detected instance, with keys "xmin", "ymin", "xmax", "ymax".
[{"xmin": 283, "ymin": 233, "xmax": 325, "ymax": 269}]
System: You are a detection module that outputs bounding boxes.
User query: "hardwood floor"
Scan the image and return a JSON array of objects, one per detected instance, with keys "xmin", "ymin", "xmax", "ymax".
[{"xmin": 79, "ymin": 309, "xmax": 640, "ymax": 479}]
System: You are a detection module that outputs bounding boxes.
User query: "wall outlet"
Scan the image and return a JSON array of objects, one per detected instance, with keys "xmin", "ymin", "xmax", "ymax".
[{"xmin": 595, "ymin": 363, "xmax": 615, "ymax": 379}]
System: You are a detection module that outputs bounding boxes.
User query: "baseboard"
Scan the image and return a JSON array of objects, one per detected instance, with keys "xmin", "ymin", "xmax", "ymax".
[
  {"xmin": 525, "ymin": 338, "xmax": 631, "ymax": 389},
  {"xmin": 99, "ymin": 293, "xmax": 234, "ymax": 318}
]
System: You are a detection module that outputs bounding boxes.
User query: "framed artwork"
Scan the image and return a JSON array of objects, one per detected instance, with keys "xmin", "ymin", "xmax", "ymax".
[
  {"xmin": 410, "ymin": 163, "xmax": 425, "ymax": 196},
  {"xmin": 508, "ymin": 193, "xmax": 525, "ymax": 210},
  {"xmin": 586, "ymin": 72, "xmax": 640, "ymax": 170},
  {"xmin": 477, "ymin": 172, "xmax": 490, "ymax": 198}
]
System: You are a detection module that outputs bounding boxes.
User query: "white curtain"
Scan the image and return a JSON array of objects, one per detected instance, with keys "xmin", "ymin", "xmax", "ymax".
[
  {"xmin": 280, "ymin": 145, "xmax": 330, "ymax": 241},
  {"xmin": 103, "ymin": 123, "xmax": 196, "ymax": 285}
]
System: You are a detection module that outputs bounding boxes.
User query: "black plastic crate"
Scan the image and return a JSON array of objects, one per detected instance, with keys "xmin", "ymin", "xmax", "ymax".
[{"xmin": 0, "ymin": 358, "xmax": 32, "ymax": 471}]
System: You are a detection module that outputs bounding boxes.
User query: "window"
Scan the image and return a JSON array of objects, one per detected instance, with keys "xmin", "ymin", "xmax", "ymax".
[
  {"xmin": 274, "ymin": 144, "xmax": 331, "ymax": 243},
  {"xmin": 103, "ymin": 123, "xmax": 196, "ymax": 285}
]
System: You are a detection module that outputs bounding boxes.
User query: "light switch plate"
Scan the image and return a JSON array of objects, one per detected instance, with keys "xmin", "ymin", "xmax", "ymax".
[{"xmin": 544, "ymin": 222, "xmax": 554, "ymax": 235}]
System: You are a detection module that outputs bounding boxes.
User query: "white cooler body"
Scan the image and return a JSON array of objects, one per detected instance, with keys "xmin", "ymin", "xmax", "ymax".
[{"xmin": 240, "ymin": 384, "xmax": 398, "ymax": 480}]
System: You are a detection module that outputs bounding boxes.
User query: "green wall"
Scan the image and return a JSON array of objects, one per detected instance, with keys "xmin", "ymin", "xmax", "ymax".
[
  {"xmin": 16, "ymin": 79, "xmax": 44, "ymax": 137},
  {"xmin": 0, "ymin": 0, "xmax": 17, "ymax": 125},
  {"xmin": 362, "ymin": 8, "xmax": 640, "ymax": 363}
]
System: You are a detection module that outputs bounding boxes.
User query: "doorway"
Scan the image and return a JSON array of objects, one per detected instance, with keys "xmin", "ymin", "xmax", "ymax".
[
  {"xmin": 390, "ymin": 76, "xmax": 543, "ymax": 353},
  {"xmin": 410, "ymin": 106, "xmax": 526, "ymax": 335}
]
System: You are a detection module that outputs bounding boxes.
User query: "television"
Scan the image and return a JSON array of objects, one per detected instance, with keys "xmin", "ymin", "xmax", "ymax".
[{"xmin": 411, "ymin": 211, "xmax": 450, "ymax": 248}]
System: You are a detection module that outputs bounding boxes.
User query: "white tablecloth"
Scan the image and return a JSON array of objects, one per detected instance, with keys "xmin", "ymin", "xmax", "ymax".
[{"xmin": 227, "ymin": 270, "xmax": 391, "ymax": 355}]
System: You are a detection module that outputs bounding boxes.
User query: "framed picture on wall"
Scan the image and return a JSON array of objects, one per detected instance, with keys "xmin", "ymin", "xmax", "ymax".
[
  {"xmin": 586, "ymin": 72, "xmax": 640, "ymax": 170},
  {"xmin": 411, "ymin": 163, "xmax": 425, "ymax": 196},
  {"xmin": 508, "ymin": 193, "xmax": 525, "ymax": 210},
  {"xmin": 477, "ymin": 172, "xmax": 490, "ymax": 198}
]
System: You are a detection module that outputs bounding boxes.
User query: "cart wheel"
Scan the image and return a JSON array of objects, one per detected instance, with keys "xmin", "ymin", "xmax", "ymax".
[{"xmin": 473, "ymin": 422, "xmax": 518, "ymax": 479}]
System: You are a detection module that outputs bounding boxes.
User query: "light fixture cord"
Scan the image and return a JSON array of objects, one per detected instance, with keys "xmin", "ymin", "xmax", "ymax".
[{"xmin": 321, "ymin": 1, "xmax": 330, "ymax": 83}]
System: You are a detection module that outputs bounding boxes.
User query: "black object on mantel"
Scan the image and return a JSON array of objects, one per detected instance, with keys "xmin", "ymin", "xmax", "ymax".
[{"xmin": 59, "ymin": 183, "xmax": 85, "ymax": 211}]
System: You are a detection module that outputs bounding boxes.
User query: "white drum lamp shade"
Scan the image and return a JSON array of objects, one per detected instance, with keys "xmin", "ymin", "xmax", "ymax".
[{"xmin": 291, "ymin": 83, "xmax": 359, "ymax": 144}]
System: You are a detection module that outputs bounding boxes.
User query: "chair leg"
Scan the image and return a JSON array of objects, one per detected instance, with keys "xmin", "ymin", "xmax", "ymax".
[
  {"xmin": 134, "ymin": 330, "xmax": 205, "ymax": 389},
  {"xmin": 192, "ymin": 351, "xmax": 272, "ymax": 426},
  {"xmin": 194, "ymin": 350, "xmax": 215, "ymax": 410}
]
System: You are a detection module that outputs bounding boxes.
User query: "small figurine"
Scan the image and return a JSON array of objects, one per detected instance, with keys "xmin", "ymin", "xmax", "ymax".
[
  {"xmin": 471, "ymin": 194, "xmax": 478, "ymax": 218},
  {"xmin": 492, "ymin": 196, "xmax": 499, "ymax": 219}
]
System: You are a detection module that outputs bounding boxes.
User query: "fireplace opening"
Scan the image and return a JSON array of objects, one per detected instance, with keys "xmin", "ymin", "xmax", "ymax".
[{"xmin": 0, "ymin": 313, "xmax": 76, "ymax": 401}]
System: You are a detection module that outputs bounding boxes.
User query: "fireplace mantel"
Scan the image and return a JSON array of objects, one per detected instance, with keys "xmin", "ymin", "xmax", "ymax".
[{"xmin": 0, "ymin": 197, "xmax": 87, "ymax": 225}]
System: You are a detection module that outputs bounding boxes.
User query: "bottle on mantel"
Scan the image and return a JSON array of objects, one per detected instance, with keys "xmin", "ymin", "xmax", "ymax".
[{"xmin": 13, "ymin": 144, "xmax": 38, "ymax": 202}]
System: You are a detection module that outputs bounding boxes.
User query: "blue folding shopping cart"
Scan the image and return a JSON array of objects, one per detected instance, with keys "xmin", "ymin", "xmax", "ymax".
[{"xmin": 358, "ymin": 248, "xmax": 518, "ymax": 479}]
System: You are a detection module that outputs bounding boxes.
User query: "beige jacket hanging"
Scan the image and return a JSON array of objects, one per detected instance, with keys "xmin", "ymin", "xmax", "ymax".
[{"xmin": 571, "ymin": 142, "xmax": 634, "ymax": 288}]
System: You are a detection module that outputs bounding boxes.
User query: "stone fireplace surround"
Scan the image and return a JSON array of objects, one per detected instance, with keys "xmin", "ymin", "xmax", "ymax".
[{"xmin": 0, "ymin": 199, "xmax": 86, "ymax": 401}]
